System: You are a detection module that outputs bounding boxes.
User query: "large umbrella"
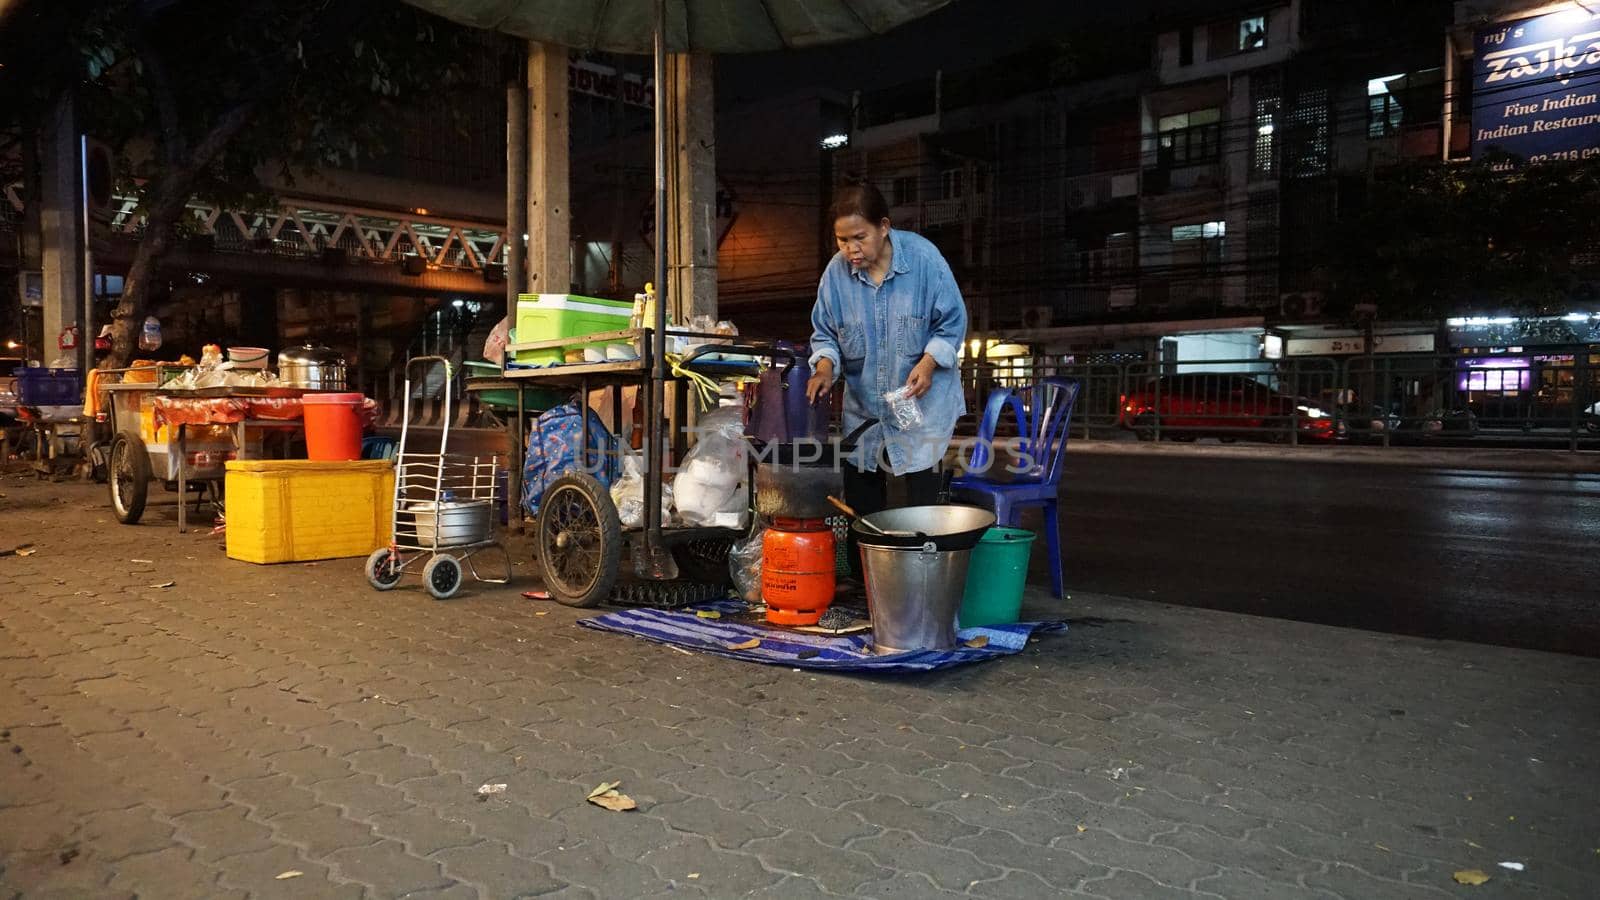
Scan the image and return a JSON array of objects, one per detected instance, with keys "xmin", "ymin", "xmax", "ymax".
[{"xmin": 403, "ymin": 0, "xmax": 952, "ymax": 547}]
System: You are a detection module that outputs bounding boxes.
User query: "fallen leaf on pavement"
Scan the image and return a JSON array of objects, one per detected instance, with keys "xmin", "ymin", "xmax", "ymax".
[
  {"xmin": 964, "ymin": 635, "xmax": 989, "ymax": 649},
  {"xmin": 687, "ymin": 873, "xmax": 700, "ymax": 879},
  {"xmin": 1077, "ymin": 824, "xmax": 1087, "ymax": 833},
  {"xmin": 588, "ymin": 781, "xmax": 622, "ymax": 799},
  {"xmin": 1453, "ymin": 870, "xmax": 1491, "ymax": 886},
  {"xmin": 476, "ymin": 783, "xmax": 507, "ymax": 795},
  {"xmin": 15, "ymin": 548, "xmax": 37, "ymax": 557},
  {"xmin": 275, "ymin": 871, "xmax": 303, "ymax": 880},
  {"xmin": 726, "ymin": 638, "xmax": 761, "ymax": 651},
  {"xmin": 587, "ymin": 789, "xmax": 637, "ymax": 812},
  {"xmin": 695, "ymin": 610, "xmax": 721, "ymax": 619}
]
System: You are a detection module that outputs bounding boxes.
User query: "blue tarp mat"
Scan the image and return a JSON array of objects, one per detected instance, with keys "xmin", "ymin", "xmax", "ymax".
[{"xmin": 578, "ymin": 600, "xmax": 1065, "ymax": 674}]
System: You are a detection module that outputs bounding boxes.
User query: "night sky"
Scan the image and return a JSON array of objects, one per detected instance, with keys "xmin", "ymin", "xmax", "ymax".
[{"xmin": 716, "ymin": 0, "xmax": 1234, "ymax": 103}]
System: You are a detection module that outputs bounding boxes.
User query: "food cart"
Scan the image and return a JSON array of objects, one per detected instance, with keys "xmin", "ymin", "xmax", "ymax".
[
  {"xmin": 96, "ymin": 368, "xmax": 308, "ymax": 531},
  {"xmin": 468, "ymin": 328, "xmax": 780, "ymax": 607}
]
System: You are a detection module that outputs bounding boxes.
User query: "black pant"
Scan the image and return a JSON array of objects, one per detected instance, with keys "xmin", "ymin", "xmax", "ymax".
[{"xmin": 841, "ymin": 463, "xmax": 942, "ymax": 578}]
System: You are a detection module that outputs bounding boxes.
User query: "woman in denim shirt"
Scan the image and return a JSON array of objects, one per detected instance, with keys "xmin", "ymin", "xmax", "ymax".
[{"xmin": 806, "ymin": 182, "xmax": 967, "ymax": 573}]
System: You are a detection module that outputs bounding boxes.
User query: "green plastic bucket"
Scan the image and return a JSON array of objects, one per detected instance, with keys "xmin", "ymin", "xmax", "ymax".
[{"xmin": 958, "ymin": 527, "xmax": 1036, "ymax": 627}]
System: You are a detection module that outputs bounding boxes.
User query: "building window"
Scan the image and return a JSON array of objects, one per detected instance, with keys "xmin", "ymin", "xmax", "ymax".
[
  {"xmin": 1179, "ymin": 27, "xmax": 1195, "ymax": 66},
  {"xmin": 1238, "ymin": 16, "xmax": 1267, "ymax": 52},
  {"xmin": 941, "ymin": 168, "xmax": 964, "ymax": 200},
  {"xmin": 1251, "ymin": 72, "xmax": 1282, "ymax": 178},
  {"xmin": 892, "ymin": 175, "xmax": 919, "ymax": 206},
  {"xmin": 1158, "ymin": 108, "xmax": 1222, "ymax": 167},
  {"xmin": 1284, "ymin": 88, "xmax": 1330, "ymax": 178},
  {"xmin": 1171, "ymin": 221, "xmax": 1226, "ymax": 274},
  {"xmin": 1208, "ymin": 15, "xmax": 1267, "ymax": 60},
  {"xmin": 1368, "ymin": 69, "xmax": 1443, "ymax": 138}
]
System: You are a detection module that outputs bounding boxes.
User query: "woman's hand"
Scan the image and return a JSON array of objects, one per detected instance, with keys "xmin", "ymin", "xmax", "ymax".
[
  {"xmin": 904, "ymin": 354, "xmax": 937, "ymax": 399},
  {"xmin": 807, "ymin": 358, "xmax": 835, "ymax": 403}
]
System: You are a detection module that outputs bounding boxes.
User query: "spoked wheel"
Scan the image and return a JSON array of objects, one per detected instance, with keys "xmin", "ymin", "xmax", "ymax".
[
  {"xmin": 423, "ymin": 555, "xmax": 464, "ymax": 600},
  {"xmin": 365, "ymin": 547, "xmax": 404, "ymax": 591},
  {"xmin": 536, "ymin": 473, "xmax": 622, "ymax": 607},
  {"xmin": 108, "ymin": 431, "xmax": 150, "ymax": 525}
]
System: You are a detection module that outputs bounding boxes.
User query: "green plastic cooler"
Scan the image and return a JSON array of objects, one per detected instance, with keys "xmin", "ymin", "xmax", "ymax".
[{"xmin": 513, "ymin": 293, "xmax": 635, "ymax": 365}]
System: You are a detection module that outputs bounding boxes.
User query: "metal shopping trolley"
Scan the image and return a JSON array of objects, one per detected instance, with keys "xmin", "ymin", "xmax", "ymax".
[{"xmin": 365, "ymin": 356, "xmax": 511, "ymax": 599}]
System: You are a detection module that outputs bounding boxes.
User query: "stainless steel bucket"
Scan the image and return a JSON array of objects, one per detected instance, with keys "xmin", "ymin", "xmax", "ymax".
[
  {"xmin": 860, "ymin": 541, "xmax": 975, "ymax": 655},
  {"xmin": 408, "ymin": 499, "xmax": 492, "ymax": 547}
]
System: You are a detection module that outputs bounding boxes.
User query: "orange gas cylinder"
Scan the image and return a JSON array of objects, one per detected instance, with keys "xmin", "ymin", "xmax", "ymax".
[{"xmin": 762, "ymin": 518, "xmax": 836, "ymax": 626}]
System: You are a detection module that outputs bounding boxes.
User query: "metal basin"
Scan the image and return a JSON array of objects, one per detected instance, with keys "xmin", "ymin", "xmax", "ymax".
[
  {"xmin": 852, "ymin": 505, "xmax": 997, "ymax": 551},
  {"xmin": 407, "ymin": 499, "xmax": 492, "ymax": 547}
]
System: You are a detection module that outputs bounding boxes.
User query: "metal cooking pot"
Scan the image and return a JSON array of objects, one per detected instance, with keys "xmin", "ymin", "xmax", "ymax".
[
  {"xmin": 851, "ymin": 505, "xmax": 997, "ymax": 551},
  {"xmin": 752, "ymin": 419, "xmax": 876, "ymax": 520},
  {"xmin": 277, "ymin": 343, "xmax": 348, "ymax": 390},
  {"xmin": 405, "ymin": 499, "xmax": 492, "ymax": 547}
]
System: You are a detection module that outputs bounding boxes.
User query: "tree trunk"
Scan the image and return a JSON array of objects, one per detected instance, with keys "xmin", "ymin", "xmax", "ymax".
[{"xmin": 103, "ymin": 193, "xmax": 183, "ymax": 368}]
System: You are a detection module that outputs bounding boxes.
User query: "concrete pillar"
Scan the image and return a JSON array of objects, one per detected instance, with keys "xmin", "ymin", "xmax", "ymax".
[
  {"xmin": 527, "ymin": 41, "xmax": 570, "ymax": 296},
  {"xmin": 38, "ymin": 95, "xmax": 83, "ymax": 364},
  {"xmin": 666, "ymin": 53, "xmax": 717, "ymax": 322}
]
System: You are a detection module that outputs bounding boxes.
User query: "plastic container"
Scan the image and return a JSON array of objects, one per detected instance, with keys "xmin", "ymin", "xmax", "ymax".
[
  {"xmin": 762, "ymin": 518, "xmax": 836, "ymax": 626},
  {"xmin": 513, "ymin": 293, "xmax": 635, "ymax": 365},
  {"xmin": 13, "ymin": 367, "xmax": 83, "ymax": 406},
  {"xmin": 227, "ymin": 347, "xmax": 270, "ymax": 369},
  {"xmin": 884, "ymin": 385, "xmax": 925, "ymax": 430},
  {"xmin": 958, "ymin": 527, "xmax": 1036, "ymax": 627},
  {"xmin": 301, "ymin": 392, "xmax": 365, "ymax": 461},
  {"xmin": 224, "ymin": 460, "xmax": 394, "ymax": 564}
]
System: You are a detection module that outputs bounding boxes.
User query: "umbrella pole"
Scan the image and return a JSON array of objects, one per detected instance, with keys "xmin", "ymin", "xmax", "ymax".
[{"xmin": 644, "ymin": 0, "xmax": 668, "ymax": 560}]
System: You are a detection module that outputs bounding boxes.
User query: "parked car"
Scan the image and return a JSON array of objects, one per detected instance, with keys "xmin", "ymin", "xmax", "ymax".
[{"xmin": 1118, "ymin": 374, "xmax": 1343, "ymax": 443}]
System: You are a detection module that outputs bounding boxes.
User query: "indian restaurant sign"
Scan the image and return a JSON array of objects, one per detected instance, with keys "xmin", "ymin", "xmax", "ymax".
[{"xmin": 1473, "ymin": 9, "xmax": 1600, "ymax": 164}]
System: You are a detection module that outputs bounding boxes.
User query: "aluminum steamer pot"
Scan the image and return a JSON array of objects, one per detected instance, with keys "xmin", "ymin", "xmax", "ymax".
[{"xmin": 277, "ymin": 343, "xmax": 348, "ymax": 390}]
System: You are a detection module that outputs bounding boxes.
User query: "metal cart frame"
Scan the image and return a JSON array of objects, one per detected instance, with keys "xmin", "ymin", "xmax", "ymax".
[
  {"xmin": 474, "ymin": 329, "xmax": 783, "ymax": 607},
  {"xmin": 366, "ymin": 356, "xmax": 512, "ymax": 600}
]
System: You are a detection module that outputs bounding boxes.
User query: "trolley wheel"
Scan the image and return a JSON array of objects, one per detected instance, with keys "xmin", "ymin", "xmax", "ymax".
[
  {"xmin": 672, "ymin": 538, "xmax": 735, "ymax": 586},
  {"xmin": 423, "ymin": 555, "xmax": 463, "ymax": 600},
  {"xmin": 108, "ymin": 430, "xmax": 150, "ymax": 525},
  {"xmin": 536, "ymin": 473, "xmax": 621, "ymax": 608},
  {"xmin": 365, "ymin": 547, "xmax": 403, "ymax": 591}
]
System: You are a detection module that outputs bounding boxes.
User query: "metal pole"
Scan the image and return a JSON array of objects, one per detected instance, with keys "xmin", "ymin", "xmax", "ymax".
[
  {"xmin": 506, "ymin": 45, "xmax": 529, "ymax": 308},
  {"xmin": 79, "ymin": 135, "xmax": 93, "ymax": 376},
  {"xmin": 643, "ymin": 0, "xmax": 668, "ymax": 557}
]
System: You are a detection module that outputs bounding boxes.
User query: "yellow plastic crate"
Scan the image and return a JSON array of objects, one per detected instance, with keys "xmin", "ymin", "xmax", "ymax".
[{"xmin": 225, "ymin": 460, "xmax": 394, "ymax": 564}]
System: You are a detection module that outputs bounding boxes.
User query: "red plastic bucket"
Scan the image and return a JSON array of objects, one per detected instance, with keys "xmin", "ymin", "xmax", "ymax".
[{"xmin": 301, "ymin": 393, "xmax": 365, "ymax": 461}]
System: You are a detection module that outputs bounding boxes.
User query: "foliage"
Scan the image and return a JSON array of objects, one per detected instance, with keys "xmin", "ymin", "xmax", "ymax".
[
  {"xmin": 1333, "ymin": 154, "xmax": 1600, "ymax": 319},
  {"xmin": 1, "ymin": 0, "xmax": 478, "ymax": 363}
]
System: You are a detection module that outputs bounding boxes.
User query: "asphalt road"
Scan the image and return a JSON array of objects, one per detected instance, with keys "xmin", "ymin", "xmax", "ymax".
[{"xmin": 1049, "ymin": 454, "xmax": 1600, "ymax": 657}]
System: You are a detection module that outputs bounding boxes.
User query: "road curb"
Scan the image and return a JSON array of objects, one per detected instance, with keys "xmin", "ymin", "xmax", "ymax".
[{"xmin": 1064, "ymin": 439, "xmax": 1600, "ymax": 473}]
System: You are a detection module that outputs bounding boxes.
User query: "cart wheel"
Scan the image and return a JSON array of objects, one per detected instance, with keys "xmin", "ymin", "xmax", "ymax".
[
  {"xmin": 423, "ymin": 555, "xmax": 463, "ymax": 600},
  {"xmin": 366, "ymin": 548, "xmax": 404, "ymax": 591},
  {"xmin": 108, "ymin": 430, "xmax": 150, "ymax": 525},
  {"xmin": 536, "ymin": 473, "xmax": 621, "ymax": 608}
]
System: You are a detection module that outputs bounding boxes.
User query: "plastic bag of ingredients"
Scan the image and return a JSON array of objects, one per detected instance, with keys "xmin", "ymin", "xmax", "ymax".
[
  {"xmin": 611, "ymin": 450, "xmax": 671, "ymax": 528},
  {"xmin": 670, "ymin": 405, "xmax": 748, "ymax": 526},
  {"xmin": 483, "ymin": 316, "xmax": 511, "ymax": 366},
  {"xmin": 728, "ymin": 518, "xmax": 766, "ymax": 603}
]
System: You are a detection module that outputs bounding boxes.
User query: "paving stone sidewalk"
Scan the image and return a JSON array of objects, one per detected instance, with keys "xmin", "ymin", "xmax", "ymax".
[{"xmin": 1, "ymin": 476, "xmax": 1597, "ymax": 899}]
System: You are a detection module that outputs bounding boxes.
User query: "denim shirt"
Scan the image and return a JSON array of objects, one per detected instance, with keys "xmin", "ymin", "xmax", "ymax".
[{"xmin": 808, "ymin": 229, "xmax": 968, "ymax": 475}]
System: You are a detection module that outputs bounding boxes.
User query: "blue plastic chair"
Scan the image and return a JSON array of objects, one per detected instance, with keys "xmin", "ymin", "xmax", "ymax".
[{"xmin": 950, "ymin": 378, "xmax": 1080, "ymax": 599}]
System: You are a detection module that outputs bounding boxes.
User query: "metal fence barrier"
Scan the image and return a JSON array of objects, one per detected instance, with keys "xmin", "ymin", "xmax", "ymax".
[{"xmin": 961, "ymin": 351, "xmax": 1599, "ymax": 452}]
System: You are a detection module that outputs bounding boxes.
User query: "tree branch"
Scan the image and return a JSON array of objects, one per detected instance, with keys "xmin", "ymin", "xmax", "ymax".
[{"xmin": 132, "ymin": 30, "xmax": 184, "ymax": 167}]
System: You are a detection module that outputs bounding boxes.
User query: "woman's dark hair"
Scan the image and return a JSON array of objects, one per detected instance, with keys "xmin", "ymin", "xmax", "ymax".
[{"xmin": 829, "ymin": 181, "xmax": 891, "ymax": 226}]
